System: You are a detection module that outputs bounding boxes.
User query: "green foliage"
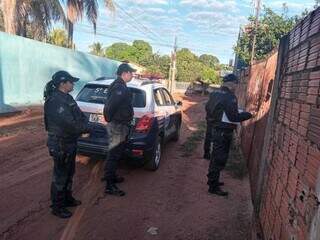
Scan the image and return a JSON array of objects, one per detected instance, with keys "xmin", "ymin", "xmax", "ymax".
[
  {"xmin": 102, "ymin": 40, "xmax": 220, "ymax": 83},
  {"xmin": 234, "ymin": 7, "xmax": 299, "ymax": 64},
  {"xmin": 199, "ymin": 54, "xmax": 220, "ymax": 69},
  {"xmin": 89, "ymin": 42, "xmax": 105, "ymax": 57},
  {"xmin": 145, "ymin": 54, "xmax": 171, "ymax": 78},
  {"xmin": 105, "ymin": 42, "xmax": 138, "ymax": 62},
  {"xmin": 176, "ymin": 48, "xmax": 220, "ymax": 84},
  {"xmin": 132, "ymin": 40, "xmax": 153, "ymax": 64},
  {"xmin": 47, "ymin": 29, "xmax": 70, "ymax": 48}
]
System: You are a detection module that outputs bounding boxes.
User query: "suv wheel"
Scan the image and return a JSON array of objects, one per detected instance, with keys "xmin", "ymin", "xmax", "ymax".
[{"xmin": 144, "ymin": 136, "xmax": 162, "ymax": 171}]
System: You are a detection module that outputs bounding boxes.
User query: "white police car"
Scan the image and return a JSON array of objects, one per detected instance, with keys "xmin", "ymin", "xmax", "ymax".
[{"xmin": 76, "ymin": 77, "xmax": 182, "ymax": 170}]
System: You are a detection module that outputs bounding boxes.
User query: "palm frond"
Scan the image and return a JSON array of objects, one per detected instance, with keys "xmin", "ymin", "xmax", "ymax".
[
  {"xmin": 66, "ymin": 0, "xmax": 83, "ymax": 23},
  {"xmin": 84, "ymin": 0, "xmax": 98, "ymax": 33}
]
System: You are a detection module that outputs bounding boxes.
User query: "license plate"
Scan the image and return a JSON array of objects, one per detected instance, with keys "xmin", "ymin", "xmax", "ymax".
[{"xmin": 89, "ymin": 113, "xmax": 107, "ymax": 124}]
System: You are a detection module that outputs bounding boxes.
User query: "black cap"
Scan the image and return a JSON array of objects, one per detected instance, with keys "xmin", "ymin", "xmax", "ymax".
[
  {"xmin": 116, "ymin": 63, "xmax": 137, "ymax": 76},
  {"xmin": 223, "ymin": 73, "xmax": 238, "ymax": 84},
  {"xmin": 52, "ymin": 71, "xmax": 79, "ymax": 85}
]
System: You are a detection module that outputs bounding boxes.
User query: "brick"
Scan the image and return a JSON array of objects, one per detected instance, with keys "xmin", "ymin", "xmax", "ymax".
[
  {"xmin": 309, "ymin": 116, "xmax": 320, "ymax": 127},
  {"xmin": 311, "ymin": 106, "xmax": 320, "ymax": 117},
  {"xmin": 300, "ymin": 111, "xmax": 310, "ymax": 121},
  {"xmin": 306, "ymin": 95, "xmax": 318, "ymax": 104},
  {"xmin": 298, "ymin": 126, "xmax": 308, "ymax": 136},
  {"xmin": 310, "ymin": 71, "xmax": 320, "ymax": 79},
  {"xmin": 309, "ymin": 79, "xmax": 320, "ymax": 86},
  {"xmin": 299, "ymin": 118, "xmax": 309, "ymax": 128},
  {"xmin": 308, "ymin": 131, "xmax": 319, "ymax": 145},
  {"xmin": 308, "ymin": 87, "xmax": 319, "ymax": 95},
  {"xmin": 300, "ymin": 104, "xmax": 311, "ymax": 112},
  {"xmin": 309, "ymin": 145, "xmax": 320, "ymax": 158}
]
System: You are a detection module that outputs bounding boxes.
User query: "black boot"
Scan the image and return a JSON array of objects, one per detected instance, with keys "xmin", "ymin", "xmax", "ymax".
[
  {"xmin": 105, "ymin": 181, "xmax": 126, "ymax": 196},
  {"xmin": 52, "ymin": 206, "xmax": 73, "ymax": 218},
  {"xmin": 51, "ymin": 191, "xmax": 73, "ymax": 218},
  {"xmin": 65, "ymin": 191, "xmax": 82, "ymax": 207},
  {"xmin": 208, "ymin": 186, "xmax": 228, "ymax": 196}
]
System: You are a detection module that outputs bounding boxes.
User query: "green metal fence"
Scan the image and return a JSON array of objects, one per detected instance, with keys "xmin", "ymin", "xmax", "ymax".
[{"xmin": 0, "ymin": 32, "xmax": 119, "ymax": 113}]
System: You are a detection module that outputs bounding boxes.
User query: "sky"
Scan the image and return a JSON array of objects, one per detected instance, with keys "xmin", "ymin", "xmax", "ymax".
[{"xmin": 72, "ymin": 0, "xmax": 316, "ymax": 64}]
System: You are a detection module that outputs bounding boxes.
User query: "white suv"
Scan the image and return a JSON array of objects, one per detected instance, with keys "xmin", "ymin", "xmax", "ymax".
[{"xmin": 76, "ymin": 77, "xmax": 182, "ymax": 170}]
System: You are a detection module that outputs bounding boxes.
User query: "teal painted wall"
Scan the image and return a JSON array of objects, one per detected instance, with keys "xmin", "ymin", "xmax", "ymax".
[{"xmin": 0, "ymin": 32, "xmax": 119, "ymax": 113}]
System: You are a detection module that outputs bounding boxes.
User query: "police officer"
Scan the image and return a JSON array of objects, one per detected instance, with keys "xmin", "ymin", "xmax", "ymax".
[
  {"xmin": 205, "ymin": 74, "xmax": 252, "ymax": 196},
  {"xmin": 103, "ymin": 63, "xmax": 136, "ymax": 196},
  {"xmin": 44, "ymin": 71, "xmax": 91, "ymax": 218}
]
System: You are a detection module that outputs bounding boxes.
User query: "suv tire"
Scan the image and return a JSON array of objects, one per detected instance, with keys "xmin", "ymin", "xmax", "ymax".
[{"xmin": 144, "ymin": 136, "xmax": 162, "ymax": 171}]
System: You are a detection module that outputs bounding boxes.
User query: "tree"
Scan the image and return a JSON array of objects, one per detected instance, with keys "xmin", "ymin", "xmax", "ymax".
[
  {"xmin": 132, "ymin": 40, "xmax": 153, "ymax": 65},
  {"xmin": 1, "ymin": 0, "xmax": 66, "ymax": 40},
  {"xmin": 89, "ymin": 42, "xmax": 105, "ymax": 56},
  {"xmin": 105, "ymin": 42, "xmax": 137, "ymax": 62},
  {"xmin": 201, "ymin": 66, "xmax": 220, "ymax": 84},
  {"xmin": 199, "ymin": 54, "xmax": 220, "ymax": 69},
  {"xmin": 145, "ymin": 54, "xmax": 170, "ymax": 78},
  {"xmin": 47, "ymin": 29, "xmax": 70, "ymax": 48},
  {"xmin": 64, "ymin": 0, "xmax": 115, "ymax": 46},
  {"xmin": 234, "ymin": 7, "xmax": 296, "ymax": 64},
  {"xmin": 176, "ymin": 48, "xmax": 203, "ymax": 82}
]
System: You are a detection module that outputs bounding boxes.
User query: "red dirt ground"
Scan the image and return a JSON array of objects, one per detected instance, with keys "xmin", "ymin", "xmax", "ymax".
[{"xmin": 0, "ymin": 94, "xmax": 252, "ymax": 240}]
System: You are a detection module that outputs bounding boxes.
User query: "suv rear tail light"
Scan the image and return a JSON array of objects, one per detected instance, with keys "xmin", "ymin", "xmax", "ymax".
[{"xmin": 135, "ymin": 114, "xmax": 154, "ymax": 133}]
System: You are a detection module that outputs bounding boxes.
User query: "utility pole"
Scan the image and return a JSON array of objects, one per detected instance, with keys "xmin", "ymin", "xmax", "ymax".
[
  {"xmin": 251, "ymin": 0, "xmax": 262, "ymax": 64},
  {"xmin": 169, "ymin": 36, "xmax": 177, "ymax": 93}
]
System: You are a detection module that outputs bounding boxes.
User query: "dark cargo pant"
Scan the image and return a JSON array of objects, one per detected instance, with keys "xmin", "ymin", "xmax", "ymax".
[
  {"xmin": 47, "ymin": 135, "xmax": 77, "ymax": 208},
  {"xmin": 204, "ymin": 121, "xmax": 213, "ymax": 156},
  {"xmin": 207, "ymin": 128, "xmax": 233, "ymax": 188},
  {"xmin": 104, "ymin": 122, "xmax": 129, "ymax": 183}
]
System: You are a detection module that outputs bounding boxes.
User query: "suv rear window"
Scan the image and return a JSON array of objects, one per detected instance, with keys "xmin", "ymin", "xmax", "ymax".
[{"xmin": 76, "ymin": 84, "xmax": 146, "ymax": 108}]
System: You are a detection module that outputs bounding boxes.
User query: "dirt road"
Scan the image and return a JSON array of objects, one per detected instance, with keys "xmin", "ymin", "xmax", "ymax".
[{"xmin": 0, "ymin": 94, "xmax": 252, "ymax": 240}]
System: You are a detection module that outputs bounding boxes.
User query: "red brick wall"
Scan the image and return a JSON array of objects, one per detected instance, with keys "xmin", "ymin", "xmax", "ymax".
[
  {"xmin": 237, "ymin": 7, "xmax": 320, "ymax": 240},
  {"xmin": 236, "ymin": 51, "xmax": 278, "ymax": 204}
]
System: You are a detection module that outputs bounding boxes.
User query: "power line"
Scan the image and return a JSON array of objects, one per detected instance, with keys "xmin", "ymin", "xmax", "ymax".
[
  {"xmin": 113, "ymin": 2, "xmax": 171, "ymax": 46},
  {"xmin": 75, "ymin": 25, "xmax": 220, "ymax": 54}
]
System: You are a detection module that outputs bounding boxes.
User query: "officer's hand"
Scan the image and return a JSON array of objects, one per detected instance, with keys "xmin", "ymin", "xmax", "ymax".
[{"xmin": 242, "ymin": 112, "xmax": 253, "ymax": 120}]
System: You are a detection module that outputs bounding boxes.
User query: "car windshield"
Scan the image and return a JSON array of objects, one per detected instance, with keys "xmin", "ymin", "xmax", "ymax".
[{"xmin": 76, "ymin": 84, "xmax": 146, "ymax": 108}]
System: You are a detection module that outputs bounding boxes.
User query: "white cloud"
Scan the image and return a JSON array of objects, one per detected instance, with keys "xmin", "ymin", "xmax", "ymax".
[
  {"xmin": 125, "ymin": 0, "xmax": 169, "ymax": 5},
  {"xmin": 180, "ymin": 0, "xmax": 237, "ymax": 11},
  {"xmin": 267, "ymin": 1, "xmax": 313, "ymax": 10}
]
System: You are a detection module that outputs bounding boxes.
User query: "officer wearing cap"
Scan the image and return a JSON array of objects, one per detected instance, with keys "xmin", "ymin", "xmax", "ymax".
[
  {"xmin": 205, "ymin": 73, "xmax": 253, "ymax": 196},
  {"xmin": 44, "ymin": 71, "xmax": 91, "ymax": 218},
  {"xmin": 102, "ymin": 63, "xmax": 136, "ymax": 196}
]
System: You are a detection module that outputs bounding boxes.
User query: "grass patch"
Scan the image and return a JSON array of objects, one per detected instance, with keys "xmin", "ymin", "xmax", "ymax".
[
  {"xmin": 225, "ymin": 136, "xmax": 248, "ymax": 179},
  {"xmin": 180, "ymin": 121, "xmax": 206, "ymax": 157}
]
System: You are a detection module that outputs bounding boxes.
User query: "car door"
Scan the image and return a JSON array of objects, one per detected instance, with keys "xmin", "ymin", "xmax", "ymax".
[{"xmin": 159, "ymin": 88, "xmax": 177, "ymax": 139}]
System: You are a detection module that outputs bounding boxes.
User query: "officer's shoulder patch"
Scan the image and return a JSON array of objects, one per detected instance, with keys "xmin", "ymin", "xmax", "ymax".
[
  {"xmin": 57, "ymin": 106, "xmax": 65, "ymax": 114},
  {"xmin": 116, "ymin": 90, "xmax": 123, "ymax": 95}
]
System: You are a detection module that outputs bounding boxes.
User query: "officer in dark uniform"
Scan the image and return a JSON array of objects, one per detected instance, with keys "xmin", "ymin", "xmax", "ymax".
[
  {"xmin": 44, "ymin": 71, "xmax": 91, "ymax": 218},
  {"xmin": 205, "ymin": 74, "xmax": 252, "ymax": 196},
  {"xmin": 103, "ymin": 63, "xmax": 136, "ymax": 196}
]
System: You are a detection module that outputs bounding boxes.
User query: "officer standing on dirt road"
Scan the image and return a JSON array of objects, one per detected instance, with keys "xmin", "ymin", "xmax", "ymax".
[
  {"xmin": 102, "ymin": 63, "xmax": 136, "ymax": 197},
  {"xmin": 205, "ymin": 74, "xmax": 253, "ymax": 196},
  {"xmin": 44, "ymin": 71, "xmax": 91, "ymax": 218}
]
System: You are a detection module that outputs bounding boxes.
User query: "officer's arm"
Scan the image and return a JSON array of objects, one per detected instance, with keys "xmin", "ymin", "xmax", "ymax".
[
  {"xmin": 56, "ymin": 103, "xmax": 89, "ymax": 135},
  {"xmin": 224, "ymin": 95, "xmax": 252, "ymax": 122}
]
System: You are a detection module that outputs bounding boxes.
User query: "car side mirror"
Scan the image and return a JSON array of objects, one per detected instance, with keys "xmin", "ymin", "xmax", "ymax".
[{"xmin": 176, "ymin": 101, "xmax": 182, "ymax": 106}]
